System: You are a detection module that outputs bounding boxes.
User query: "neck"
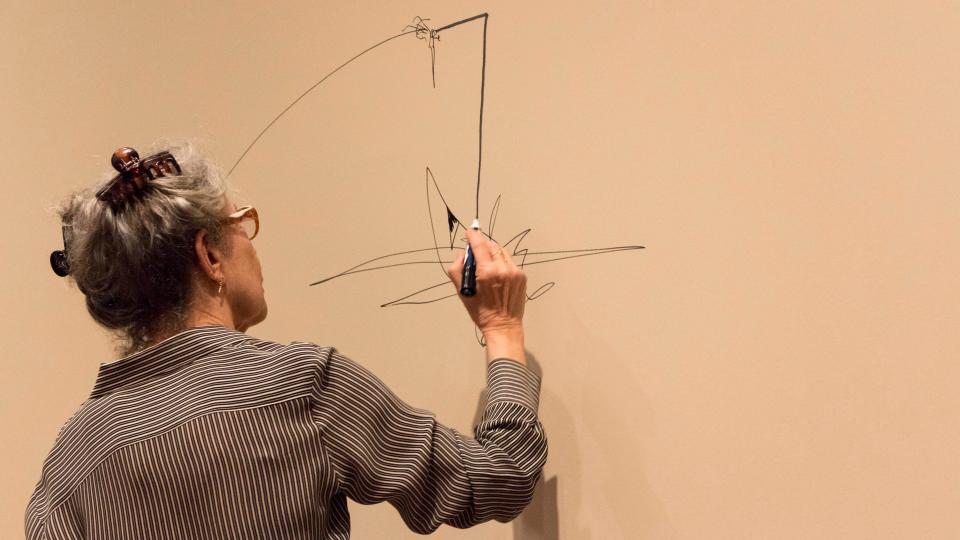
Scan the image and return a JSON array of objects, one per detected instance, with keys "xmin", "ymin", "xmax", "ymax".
[
  {"xmin": 187, "ymin": 293, "xmax": 238, "ymax": 332},
  {"xmin": 131, "ymin": 288, "xmax": 238, "ymax": 354}
]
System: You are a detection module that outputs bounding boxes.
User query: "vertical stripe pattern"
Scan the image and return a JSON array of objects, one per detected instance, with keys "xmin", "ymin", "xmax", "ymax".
[{"xmin": 25, "ymin": 326, "xmax": 547, "ymax": 539}]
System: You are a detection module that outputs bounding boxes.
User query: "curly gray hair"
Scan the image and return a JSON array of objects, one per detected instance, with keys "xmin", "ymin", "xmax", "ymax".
[{"xmin": 57, "ymin": 142, "xmax": 232, "ymax": 354}]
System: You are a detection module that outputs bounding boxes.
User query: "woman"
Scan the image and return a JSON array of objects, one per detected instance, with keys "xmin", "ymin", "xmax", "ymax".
[{"xmin": 28, "ymin": 143, "xmax": 546, "ymax": 539}]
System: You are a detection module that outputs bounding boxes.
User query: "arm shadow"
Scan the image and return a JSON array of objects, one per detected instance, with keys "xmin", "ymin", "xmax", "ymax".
[{"xmin": 513, "ymin": 474, "xmax": 559, "ymax": 540}]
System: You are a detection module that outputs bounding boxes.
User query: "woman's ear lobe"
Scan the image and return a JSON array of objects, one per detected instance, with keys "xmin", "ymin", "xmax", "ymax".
[{"xmin": 194, "ymin": 229, "xmax": 222, "ymax": 281}]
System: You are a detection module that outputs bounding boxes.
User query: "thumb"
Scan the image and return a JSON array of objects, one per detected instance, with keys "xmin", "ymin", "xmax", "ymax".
[{"xmin": 447, "ymin": 249, "xmax": 466, "ymax": 290}]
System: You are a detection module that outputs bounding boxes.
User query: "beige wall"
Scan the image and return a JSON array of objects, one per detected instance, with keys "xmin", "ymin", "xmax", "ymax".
[{"xmin": 3, "ymin": 2, "xmax": 959, "ymax": 538}]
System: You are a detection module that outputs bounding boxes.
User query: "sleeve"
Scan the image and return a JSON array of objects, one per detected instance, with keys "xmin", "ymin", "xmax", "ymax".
[
  {"xmin": 25, "ymin": 477, "xmax": 85, "ymax": 540},
  {"xmin": 308, "ymin": 347, "xmax": 548, "ymax": 534},
  {"xmin": 25, "ymin": 479, "xmax": 48, "ymax": 540}
]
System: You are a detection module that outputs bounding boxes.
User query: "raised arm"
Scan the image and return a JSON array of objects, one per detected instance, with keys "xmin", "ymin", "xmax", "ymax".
[{"xmin": 309, "ymin": 348, "xmax": 547, "ymax": 533}]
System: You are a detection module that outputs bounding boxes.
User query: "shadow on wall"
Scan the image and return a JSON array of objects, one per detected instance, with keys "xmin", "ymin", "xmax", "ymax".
[
  {"xmin": 506, "ymin": 312, "xmax": 678, "ymax": 539},
  {"xmin": 512, "ymin": 351, "xmax": 559, "ymax": 539},
  {"xmin": 513, "ymin": 475, "xmax": 559, "ymax": 540}
]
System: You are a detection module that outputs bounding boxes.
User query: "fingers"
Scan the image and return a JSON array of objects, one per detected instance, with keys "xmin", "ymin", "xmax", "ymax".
[
  {"xmin": 466, "ymin": 228, "xmax": 496, "ymax": 265},
  {"xmin": 487, "ymin": 239, "xmax": 520, "ymax": 276},
  {"xmin": 467, "ymin": 227, "xmax": 515, "ymax": 269},
  {"xmin": 498, "ymin": 243, "xmax": 519, "ymax": 270}
]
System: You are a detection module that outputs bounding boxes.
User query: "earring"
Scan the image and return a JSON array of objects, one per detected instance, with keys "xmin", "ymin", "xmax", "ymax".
[{"xmin": 217, "ymin": 280, "xmax": 223, "ymax": 295}]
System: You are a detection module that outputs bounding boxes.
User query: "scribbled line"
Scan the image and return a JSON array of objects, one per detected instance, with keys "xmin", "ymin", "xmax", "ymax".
[
  {"xmin": 406, "ymin": 17, "xmax": 438, "ymax": 88},
  {"xmin": 307, "ymin": 245, "xmax": 641, "ymax": 286},
  {"xmin": 317, "ymin": 244, "xmax": 643, "ymax": 307},
  {"xmin": 309, "ymin": 166, "xmax": 644, "ymax": 307},
  {"xmin": 227, "ymin": 12, "xmax": 489, "ymax": 184},
  {"xmin": 375, "ymin": 242, "xmax": 641, "ymax": 307}
]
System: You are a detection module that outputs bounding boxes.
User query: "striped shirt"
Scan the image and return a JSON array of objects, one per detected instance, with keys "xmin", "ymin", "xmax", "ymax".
[{"xmin": 25, "ymin": 325, "xmax": 547, "ymax": 539}]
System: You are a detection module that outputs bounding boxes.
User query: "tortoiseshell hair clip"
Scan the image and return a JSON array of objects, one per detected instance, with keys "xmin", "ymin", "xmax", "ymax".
[{"xmin": 95, "ymin": 147, "xmax": 182, "ymax": 208}]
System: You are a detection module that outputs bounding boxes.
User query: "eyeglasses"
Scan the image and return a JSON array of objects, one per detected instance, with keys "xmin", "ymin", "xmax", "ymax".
[{"xmin": 222, "ymin": 206, "xmax": 259, "ymax": 240}]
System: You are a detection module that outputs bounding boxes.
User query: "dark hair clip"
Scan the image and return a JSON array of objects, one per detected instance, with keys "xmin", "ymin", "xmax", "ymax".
[
  {"xmin": 95, "ymin": 147, "xmax": 182, "ymax": 208},
  {"xmin": 50, "ymin": 226, "xmax": 71, "ymax": 277}
]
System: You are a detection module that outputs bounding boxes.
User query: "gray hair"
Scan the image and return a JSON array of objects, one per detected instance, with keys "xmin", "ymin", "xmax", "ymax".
[{"xmin": 58, "ymin": 142, "xmax": 231, "ymax": 355}]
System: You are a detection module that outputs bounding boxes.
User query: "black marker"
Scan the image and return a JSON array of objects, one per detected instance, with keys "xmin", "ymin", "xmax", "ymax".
[{"xmin": 460, "ymin": 219, "xmax": 480, "ymax": 296}]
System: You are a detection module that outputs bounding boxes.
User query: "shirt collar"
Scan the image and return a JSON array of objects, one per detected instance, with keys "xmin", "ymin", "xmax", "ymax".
[{"xmin": 89, "ymin": 325, "xmax": 249, "ymax": 399}]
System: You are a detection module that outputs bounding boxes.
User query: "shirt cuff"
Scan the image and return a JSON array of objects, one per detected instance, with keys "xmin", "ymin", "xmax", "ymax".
[{"xmin": 486, "ymin": 358, "xmax": 542, "ymax": 413}]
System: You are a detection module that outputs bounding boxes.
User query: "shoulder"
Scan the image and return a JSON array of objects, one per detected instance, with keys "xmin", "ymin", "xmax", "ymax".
[
  {"xmin": 234, "ymin": 333, "xmax": 327, "ymax": 355},
  {"xmin": 218, "ymin": 334, "xmax": 346, "ymax": 402},
  {"xmin": 232, "ymin": 334, "xmax": 336, "ymax": 375}
]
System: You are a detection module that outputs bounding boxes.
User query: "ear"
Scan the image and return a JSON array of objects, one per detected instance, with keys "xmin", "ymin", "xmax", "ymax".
[{"xmin": 194, "ymin": 229, "xmax": 225, "ymax": 284}]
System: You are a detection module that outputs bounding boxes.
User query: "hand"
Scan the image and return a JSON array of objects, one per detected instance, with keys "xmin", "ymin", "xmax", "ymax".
[{"xmin": 447, "ymin": 228, "xmax": 528, "ymax": 339}]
